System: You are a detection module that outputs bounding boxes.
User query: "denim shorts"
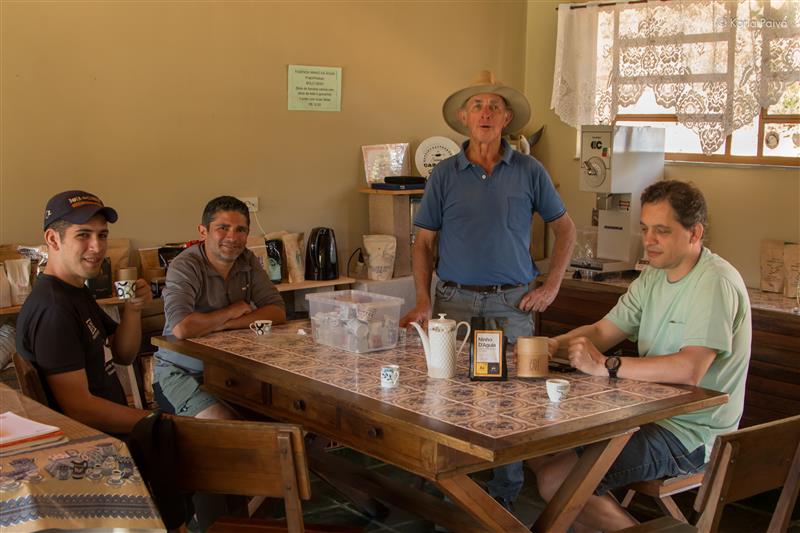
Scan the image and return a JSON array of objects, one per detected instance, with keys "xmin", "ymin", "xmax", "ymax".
[
  {"xmin": 433, "ymin": 281, "xmax": 533, "ymax": 342},
  {"xmin": 585, "ymin": 423, "xmax": 706, "ymax": 496},
  {"xmin": 153, "ymin": 359, "xmax": 218, "ymax": 416}
]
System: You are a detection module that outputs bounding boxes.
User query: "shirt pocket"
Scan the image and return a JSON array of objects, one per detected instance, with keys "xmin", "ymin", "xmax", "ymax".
[
  {"xmin": 507, "ymin": 196, "xmax": 532, "ymax": 233},
  {"xmin": 665, "ymin": 319, "xmax": 686, "ymax": 350}
]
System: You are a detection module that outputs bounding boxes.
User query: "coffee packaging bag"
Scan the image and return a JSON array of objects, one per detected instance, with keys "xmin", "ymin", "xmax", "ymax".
[
  {"xmin": 266, "ymin": 239, "xmax": 283, "ymax": 283},
  {"xmin": 0, "ymin": 264, "xmax": 11, "ymax": 308},
  {"xmin": 106, "ymin": 238, "xmax": 131, "ymax": 281},
  {"xmin": 5, "ymin": 258, "xmax": 32, "ymax": 306},
  {"xmin": 760, "ymin": 239, "xmax": 784, "ymax": 293},
  {"xmin": 363, "ymin": 234, "xmax": 396, "ymax": 281},
  {"xmin": 784, "ymin": 243, "xmax": 799, "ymax": 299},
  {"xmin": 282, "ymin": 232, "xmax": 305, "ymax": 284}
]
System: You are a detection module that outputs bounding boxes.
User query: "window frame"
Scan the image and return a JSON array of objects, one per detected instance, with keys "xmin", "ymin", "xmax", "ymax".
[{"xmin": 615, "ymin": 110, "xmax": 800, "ymax": 166}]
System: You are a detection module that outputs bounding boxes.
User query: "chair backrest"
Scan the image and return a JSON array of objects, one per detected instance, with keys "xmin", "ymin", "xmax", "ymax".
[
  {"xmin": 11, "ymin": 352, "xmax": 49, "ymax": 406},
  {"xmin": 693, "ymin": 414, "xmax": 800, "ymax": 533},
  {"xmin": 171, "ymin": 417, "xmax": 311, "ymax": 531}
]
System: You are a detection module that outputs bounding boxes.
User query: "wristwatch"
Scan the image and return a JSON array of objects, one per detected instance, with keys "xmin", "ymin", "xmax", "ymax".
[{"xmin": 605, "ymin": 356, "xmax": 621, "ymax": 379}]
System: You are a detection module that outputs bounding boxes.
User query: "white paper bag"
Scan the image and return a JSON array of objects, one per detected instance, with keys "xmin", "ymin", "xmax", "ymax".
[
  {"xmin": 0, "ymin": 264, "xmax": 11, "ymax": 308},
  {"xmin": 363, "ymin": 235, "xmax": 396, "ymax": 281},
  {"xmin": 5, "ymin": 258, "xmax": 31, "ymax": 306}
]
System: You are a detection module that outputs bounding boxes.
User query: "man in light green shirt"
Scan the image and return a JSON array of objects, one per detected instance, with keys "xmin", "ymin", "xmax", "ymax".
[{"xmin": 529, "ymin": 180, "xmax": 751, "ymax": 532}]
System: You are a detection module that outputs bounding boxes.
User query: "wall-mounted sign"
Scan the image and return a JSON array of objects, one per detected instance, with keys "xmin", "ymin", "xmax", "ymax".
[{"xmin": 287, "ymin": 65, "xmax": 341, "ymax": 112}]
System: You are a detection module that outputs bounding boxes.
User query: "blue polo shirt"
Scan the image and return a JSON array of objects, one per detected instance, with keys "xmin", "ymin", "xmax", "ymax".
[{"xmin": 414, "ymin": 139, "xmax": 566, "ymax": 285}]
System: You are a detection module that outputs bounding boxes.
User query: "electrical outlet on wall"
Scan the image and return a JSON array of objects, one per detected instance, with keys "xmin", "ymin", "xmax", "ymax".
[{"xmin": 238, "ymin": 197, "xmax": 259, "ymax": 212}]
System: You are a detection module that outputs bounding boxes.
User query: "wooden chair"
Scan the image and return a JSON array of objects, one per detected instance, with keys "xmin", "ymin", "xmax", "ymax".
[
  {"xmin": 617, "ymin": 414, "xmax": 800, "ymax": 533},
  {"xmin": 619, "ymin": 471, "xmax": 705, "ymax": 522},
  {"xmin": 11, "ymin": 351, "xmax": 49, "ymax": 406},
  {"xmin": 171, "ymin": 416, "xmax": 361, "ymax": 533}
]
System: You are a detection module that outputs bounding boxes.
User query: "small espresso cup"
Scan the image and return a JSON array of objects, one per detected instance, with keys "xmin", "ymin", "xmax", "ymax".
[
  {"xmin": 114, "ymin": 280, "xmax": 137, "ymax": 299},
  {"xmin": 516, "ymin": 336, "xmax": 550, "ymax": 378},
  {"xmin": 380, "ymin": 364, "xmax": 400, "ymax": 388},
  {"xmin": 546, "ymin": 378, "xmax": 570, "ymax": 402},
  {"xmin": 249, "ymin": 320, "xmax": 272, "ymax": 336}
]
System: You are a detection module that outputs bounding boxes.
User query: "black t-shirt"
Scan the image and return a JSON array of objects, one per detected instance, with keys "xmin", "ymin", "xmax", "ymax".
[{"xmin": 16, "ymin": 274, "xmax": 126, "ymax": 410}]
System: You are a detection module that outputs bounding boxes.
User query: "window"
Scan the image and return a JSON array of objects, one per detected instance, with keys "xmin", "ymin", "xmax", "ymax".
[
  {"xmin": 616, "ymin": 83, "xmax": 799, "ymax": 165},
  {"xmin": 553, "ymin": 1, "xmax": 799, "ymax": 166}
]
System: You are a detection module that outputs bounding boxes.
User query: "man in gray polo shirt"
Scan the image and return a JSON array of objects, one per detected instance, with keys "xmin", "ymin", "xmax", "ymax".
[{"xmin": 154, "ymin": 196, "xmax": 286, "ymax": 419}]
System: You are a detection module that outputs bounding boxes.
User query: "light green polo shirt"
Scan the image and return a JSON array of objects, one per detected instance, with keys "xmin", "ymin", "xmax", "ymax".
[{"xmin": 606, "ymin": 248, "xmax": 751, "ymax": 462}]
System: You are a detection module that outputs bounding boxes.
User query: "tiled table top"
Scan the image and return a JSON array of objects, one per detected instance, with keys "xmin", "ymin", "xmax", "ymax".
[
  {"xmin": 0, "ymin": 385, "xmax": 163, "ymax": 532},
  {"xmin": 191, "ymin": 322, "xmax": 692, "ymax": 439}
]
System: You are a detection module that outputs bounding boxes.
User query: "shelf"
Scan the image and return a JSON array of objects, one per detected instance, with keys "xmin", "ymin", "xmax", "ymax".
[
  {"xmin": 0, "ymin": 278, "xmax": 357, "ymax": 316},
  {"xmin": 0, "ymin": 296, "xmax": 124, "ymax": 316},
  {"xmin": 274, "ymin": 277, "xmax": 355, "ymax": 292},
  {"xmin": 358, "ymin": 187, "xmax": 424, "ymax": 196}
]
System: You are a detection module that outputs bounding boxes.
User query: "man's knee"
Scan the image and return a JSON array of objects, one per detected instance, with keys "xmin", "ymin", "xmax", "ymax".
[
  {"xmin": 528, "ymin": 451, "xmax": 578, "ymax": 502},
  {"xmin": 195, "ymin": 402, "xmax": 237, "ymax": 420}
]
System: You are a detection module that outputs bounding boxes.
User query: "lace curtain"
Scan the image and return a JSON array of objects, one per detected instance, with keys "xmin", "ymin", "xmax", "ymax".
[{"xmin": 551, "ymin": 0, "xmax": 800, "ymax": 154}]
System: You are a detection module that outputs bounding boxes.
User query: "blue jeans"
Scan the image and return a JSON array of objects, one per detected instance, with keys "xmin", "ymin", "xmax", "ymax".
[{"xmin": 434, "ymin": 280, "xmax": 532, "ymax": 503}]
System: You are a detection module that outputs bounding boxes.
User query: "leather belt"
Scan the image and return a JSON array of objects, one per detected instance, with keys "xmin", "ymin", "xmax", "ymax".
[{"xmin": 442, "ymin": 281, "xmax": 525, "ymax": 293}]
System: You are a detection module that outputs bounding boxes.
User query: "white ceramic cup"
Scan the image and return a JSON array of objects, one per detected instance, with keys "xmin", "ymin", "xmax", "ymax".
[
  {"xmin": 114, "ymin": 280, "xmax": 136, "ymax": 299},
  {"xmin": 380, "ymin": 364, "xmax": 400, "ymax": 388},
  {"xmin": 249, "ymin": 320, "xmax": 273, "ymax": 336},
  {"xmin": 546, "ymin": 378, "xmax": 570, "ymax": 402}
]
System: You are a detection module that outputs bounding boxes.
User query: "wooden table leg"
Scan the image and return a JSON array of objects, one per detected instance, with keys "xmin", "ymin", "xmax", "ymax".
[
  {"xmin": 305, "ymin": 436, "xmax": 389, "ymax": 519},
  {"xmin": 436, "ymin": 475, "xmax": 531, "ymax": 533},
  {"xmin": 307, "ymin": 446, "xmax": 488, "ymax": 532},
  {"xmin": 531, "ymin": 430, "xmax": 636, "ymax": 533}
]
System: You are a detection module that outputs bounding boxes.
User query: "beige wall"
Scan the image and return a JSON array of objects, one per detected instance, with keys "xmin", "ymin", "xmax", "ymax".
[
  {"xmin": 3, "ymin": 1, "xmax": 797, "ymax": 288},
  {"xmin": 525, "ymin": 1, "xmax": 800, "ymax": 287},
  {"xmin": 1, "ymin": 0, "xmax": 527, "ymax": 260}
]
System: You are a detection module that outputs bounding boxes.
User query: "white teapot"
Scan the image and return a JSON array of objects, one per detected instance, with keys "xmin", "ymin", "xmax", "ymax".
[{"xmin": 410, "ymin": 314, "xmax": 470, "ymax": 379}]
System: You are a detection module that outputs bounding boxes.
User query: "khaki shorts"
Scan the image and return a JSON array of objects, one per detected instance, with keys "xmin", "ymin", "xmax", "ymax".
[{"xmin": 153, "ymin": 360, "xmax": 218, "ymax": 416}]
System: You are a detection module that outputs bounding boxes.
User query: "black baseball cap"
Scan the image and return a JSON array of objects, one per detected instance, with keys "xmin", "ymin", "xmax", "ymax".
[{"xmin": 43, "ymin": 190, "xmax": 119, "ymax": 230}]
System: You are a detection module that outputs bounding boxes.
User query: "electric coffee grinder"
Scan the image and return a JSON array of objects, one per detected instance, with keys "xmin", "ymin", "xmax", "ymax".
[{"xmin": 572, "ymin": 125, "xmax": 665, "ymax": 278}]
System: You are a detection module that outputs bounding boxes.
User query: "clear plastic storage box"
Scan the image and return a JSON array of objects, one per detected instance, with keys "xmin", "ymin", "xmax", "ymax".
[{"xmin": 306, "ymin": 290, "xmax": 403, "ymax": 353}]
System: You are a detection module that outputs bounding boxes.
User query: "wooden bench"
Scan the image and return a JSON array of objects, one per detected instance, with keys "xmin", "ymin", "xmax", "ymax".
[
  {"xmin": 620, "ymin": 472, "xmax": 705, "ymax": 522},
  {"xmin": 618, "ymin": 414, "xmax": 800, "ymax": 533}
]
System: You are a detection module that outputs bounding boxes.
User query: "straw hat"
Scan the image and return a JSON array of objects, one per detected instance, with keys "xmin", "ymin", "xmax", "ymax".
[{"xmin": 442, "ymin": 70, "xmax": 531, "ymax": 136}]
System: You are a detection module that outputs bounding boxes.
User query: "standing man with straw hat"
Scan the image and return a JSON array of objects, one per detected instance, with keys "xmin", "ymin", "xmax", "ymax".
[{"xmin": 401, "ymin": 71, "xmax": 576, "ymax": 510}]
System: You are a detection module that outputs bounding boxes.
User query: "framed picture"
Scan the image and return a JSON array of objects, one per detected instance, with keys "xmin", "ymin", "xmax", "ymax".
[{"xmin": 361, "ymin": 143, "xmax": 410, "ymax": 185}]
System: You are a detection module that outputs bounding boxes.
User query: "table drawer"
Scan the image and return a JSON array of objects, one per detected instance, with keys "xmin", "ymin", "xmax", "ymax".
[
  {"xmin": 338, "ymin": 408, "xmax": 434, "ymax": 475},
  {"xmin": 205, "ymin": 363, "xmax": 266, "ymax": 405},
  {"xmin": 269, "ymin": 384, "xmax": 339, "ymax": 431}
]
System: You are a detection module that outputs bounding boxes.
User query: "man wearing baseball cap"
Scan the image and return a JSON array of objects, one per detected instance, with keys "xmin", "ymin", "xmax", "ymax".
[
  {"xmin": 16, "ymin": 190, "xmax": 154, "ymax": 435},
  {"xmin": 400, "ymin": 71, "xmax": 576, "ymax": 510}
]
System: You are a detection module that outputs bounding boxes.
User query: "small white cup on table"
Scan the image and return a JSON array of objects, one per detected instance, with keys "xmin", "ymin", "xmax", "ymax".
[{"xmin": 546, "ymin": 378, "xmax": 570, "ymax": 402}]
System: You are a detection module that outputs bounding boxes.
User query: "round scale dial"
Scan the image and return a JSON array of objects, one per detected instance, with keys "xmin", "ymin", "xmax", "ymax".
[{"xmin": 583, "ymin": 157, "xmax": 607, "ymax": 188}]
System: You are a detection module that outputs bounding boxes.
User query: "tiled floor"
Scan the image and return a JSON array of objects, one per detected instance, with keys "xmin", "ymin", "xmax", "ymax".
[{"xmin": 258, "ymin": 446, "xmax": 800, "ymax": 533}]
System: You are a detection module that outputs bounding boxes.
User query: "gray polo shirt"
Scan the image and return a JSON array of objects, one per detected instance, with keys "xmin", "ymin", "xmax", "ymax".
[{"xmin": 156, "ymin": 243, "xmax": 284, "ymax": 372}]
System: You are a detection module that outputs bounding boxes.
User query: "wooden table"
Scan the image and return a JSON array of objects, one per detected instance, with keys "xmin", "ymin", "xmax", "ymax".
[
  {"xmin": 153, "ymin": 321, "xmax": 727, "ymax": 533},
  {"xmin": 0, "ymin": 384, "xmax": 164, "ymax": 532}
]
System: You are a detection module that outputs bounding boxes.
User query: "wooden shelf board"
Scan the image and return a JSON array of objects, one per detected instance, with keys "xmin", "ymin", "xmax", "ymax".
[
  {"xmin": 0, "ymin": 278, "xmax": 356, "ymax": 316},
  {"xmin": 275, "ymin": 276, "xmax": 355, "ymax": 292},
  {"xmin": 358, "ymin": 187, "xmax": 424, "ymax": 196}
]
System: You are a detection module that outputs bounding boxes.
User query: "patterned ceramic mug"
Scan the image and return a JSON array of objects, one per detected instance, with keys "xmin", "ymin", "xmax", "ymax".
[
  {"xmin": 114, "ymin": 280, "xmax": 136, "ymax": 299},
  {"xmin": 249, "ymin": 320, "xmax": 273, "ymax": 336},
  {"xmin": 380, "ymin": 365, "xmax": 400, "ymax": 388}
]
